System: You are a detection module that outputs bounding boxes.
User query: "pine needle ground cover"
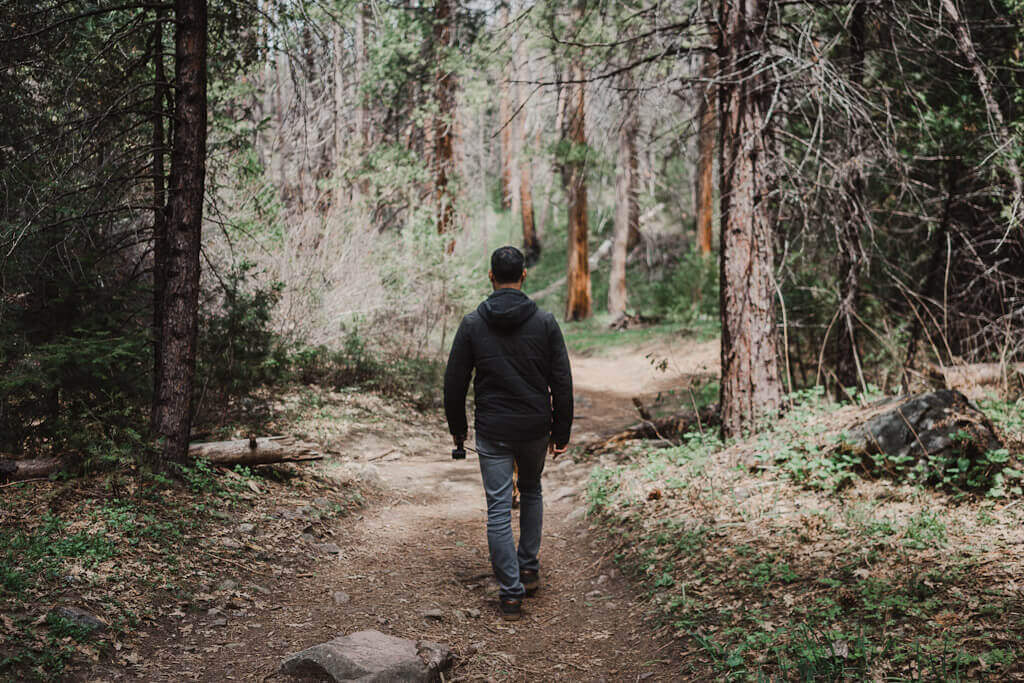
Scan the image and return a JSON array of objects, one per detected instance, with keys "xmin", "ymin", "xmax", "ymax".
[{"xmin": 586, "ymin": 393, "xmax": 1024, "ymax": 680}]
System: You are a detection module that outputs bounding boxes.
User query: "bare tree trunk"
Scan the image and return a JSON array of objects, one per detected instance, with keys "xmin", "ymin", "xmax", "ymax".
[
  {"xmin": 498, "ymin": 5, "xmax": 513, "ymax": 211},
  {"xmin": 717, "ymin": 0, "xmax": 782, "ymax": 438},
  {"xmin": 331, "ymin": 21, "xmax": 346, "ymax": 208},
  {"xmin": 564, "ymin": 4, "xmax": 591, "ymax": 321},
  {"xmin": 154, "ymin": 0, "xmax": 207, "ymax": 463},
  {"xmin": 520, "ymin": 160, "xmax": 540, "ymax": 265},
  {"xmin": 354, "ymin": 3, "xmax": 369, "ymax": 148},
  {"xmin": 151, "ymin": 12, "xmax": 168, "ymax": 431},
  {"xmin": 516, "ymin": 27, "xmax": 540, "ymax": 266},
  {"xmin": 695, "ymin": 53, "xmax": 716, "ymax": 256},
  {"xmin": 609, "ymin": 82, "xmax": 638, "ymax": 318},
  {"xmin": 434, "ymin": 0, "xmax": 456, "ymax": 250},
  {"xmin": 835, "ymin": 1, "xmax": 867, "ymax": 396}
]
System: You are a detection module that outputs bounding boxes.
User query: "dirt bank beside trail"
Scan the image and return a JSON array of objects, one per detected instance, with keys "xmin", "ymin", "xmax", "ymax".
[{"xmin": 102, "ymin": 340, "xmax": 714, "ymax": 681}]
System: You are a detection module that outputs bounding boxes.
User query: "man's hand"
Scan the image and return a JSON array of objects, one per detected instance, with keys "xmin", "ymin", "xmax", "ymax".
[
  {"xmin": 453, "ymin": 433, "xmax": 467, "ymax": 448},
  {"xmin": 549, "ymin": 441, "xmax": 568, "ymax": 459}
]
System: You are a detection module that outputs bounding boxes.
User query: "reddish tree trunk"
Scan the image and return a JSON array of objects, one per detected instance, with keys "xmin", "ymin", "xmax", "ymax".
[
  {"xmin": 564, "ymin": 57, "xmax": 591, "ymax": 321},
  {"xmin": 717, "ymin": 0, "xmax": 782, "ymax": 438},
  {"xmin": 434, "ymin": 0, "xmax": 457, "ymax": 249},
  {"xmin": 154, "ymin": 0, "xmax": 207, "ymax": 463},
  {"xmin": 695, "ymin": 54, "xmax": 716, "ymax": 256}
]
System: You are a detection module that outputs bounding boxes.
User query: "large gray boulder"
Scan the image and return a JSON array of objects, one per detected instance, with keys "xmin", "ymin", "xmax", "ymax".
[
  {"xmin": 280, "ymin": 630, "xmax": 453, "ymax": 682},
  {"xmin": 843, "ymin": 389, "xmax": 1001, "ymax": 461}
]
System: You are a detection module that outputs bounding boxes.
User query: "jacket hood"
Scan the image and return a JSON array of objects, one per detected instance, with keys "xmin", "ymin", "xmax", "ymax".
[{"xmin": 477, "ymin": 288, "xmax": 538, "ymax": 331}]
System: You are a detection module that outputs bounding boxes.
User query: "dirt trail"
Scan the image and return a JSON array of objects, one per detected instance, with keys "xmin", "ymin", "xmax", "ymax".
[{"xmin": 130, "ymin": 338, "xmax": 718, "ymax": 682}]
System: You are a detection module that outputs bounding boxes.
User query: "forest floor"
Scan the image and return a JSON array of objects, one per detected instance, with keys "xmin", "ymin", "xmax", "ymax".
[
  {"xmin": 1, "ymin": 333, "xmax": 718, "ymax": 682},
  {"xmin": 7, "ymin": 328, "xmax": 1022, "ymax": 681}
]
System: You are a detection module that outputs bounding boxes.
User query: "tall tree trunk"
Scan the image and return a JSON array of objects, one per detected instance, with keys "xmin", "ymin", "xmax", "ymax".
[
  {"xmin": 564, "ymin": 3, "xmax": 591, "ymax": 321},
  {"xmin": 154, "ymin": 0, "xmax": 207, "ymax": 463},
  {"xmin": 695, "ymin": 53, "xmax": 716, "ymax": 256},
  {"xmin": 354, "ymin": 2, "xmax": 369, "ymax": 148},
  {"xmin": 835, "ymin": 1, "xmax": 867, "ymax": 395},
  {"xmin": 717, "ymin": 0, "xmax": 782, "ymax": 438},
  {"xmin": 498, "ymin": 4, "xmax": 513, "ymax": 211},
  {"xmin": 351, "ymin": 2, "xmax": 371, "ymax": 203},
  {"xmin": 151, "ymin": 12, "xmax": 168, "ymax": 431},
  {"xmin": 609, "ymin": 83, "xmax": 638, "ymax": 318},
  {"xmin": 434, "ymin": 0, "xmax": 456, "ymax": 250},
  {"xmin": 331, "ymin": 21, "xmax": 345, "ymax": 208},
  {"xmin": 516, "ymin": 25, "xmax": 540, "ymax": 266}
]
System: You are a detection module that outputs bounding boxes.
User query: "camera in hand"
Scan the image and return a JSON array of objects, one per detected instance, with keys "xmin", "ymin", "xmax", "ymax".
[{"xmin": 451, "ymin": 445, "xmax": 466, "ymax": 460}]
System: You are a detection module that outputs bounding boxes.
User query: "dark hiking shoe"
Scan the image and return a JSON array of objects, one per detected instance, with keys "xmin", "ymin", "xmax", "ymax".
[
  {"xmin": 499, "ymin": 597, "xmax": 523, "ymax": 621},
  {"xmin": 521, "ymin": 569, "xmax": 539, "ymax": 596}
]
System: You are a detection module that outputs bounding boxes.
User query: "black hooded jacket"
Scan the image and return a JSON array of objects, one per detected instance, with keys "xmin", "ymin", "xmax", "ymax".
[{"xmin": 444, "ymin": 288, "xmax": 573, "ymax": 445}]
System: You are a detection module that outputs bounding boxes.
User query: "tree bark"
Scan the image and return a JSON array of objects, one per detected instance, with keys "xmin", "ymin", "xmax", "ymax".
[
  {"xmin": 498, "ymin": 4, "xmax": 513, "ymax": 211},
  {"xmin": 0, "ymin": 457, "xmax": 64, "ymax": 482},
  {"xmin": 151, "ymin": 12, "xmax": 168, "ymax": 431},
  {"xmin": 717, "ymin": 0, "xmax": 782, "ymax": 438},
  {"xmin": 564, "ymin": 4, "xmax": 591, "ymax": 322},
  {"xmin": 520, "ymin": 163, "xmax": 540, "ymax": 265},
  {"xmin": 695, "ymin": 53, "xmax": 716, "ymax": 256},
  {"xmin": 609, "ymin": 81, "xmax": 638, "ymax": 318},
  {"xmin": 433, "ymin": 0, "xmax": 457, "ymax": 249},
  {"xmin": 515, "ymin": 16, "xmax": 540, "ymax": 265},
  {"xmin": 154, "ymin": 0, "xmax": 207, "ymax": 463}
]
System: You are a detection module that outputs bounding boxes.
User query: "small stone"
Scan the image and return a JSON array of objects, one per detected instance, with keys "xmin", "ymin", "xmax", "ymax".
[
  {"xmin": 252, "ymin": 585, "xmax": 271, "ymax": 596},
  {"xmin": 318, "ymin": 543, "xmax": 342, "ymax": 556},
  {"xmin": 220, "ymin": 537, "xmax": 243, "ymax": 549},
  {"xmin": 237, "ymin": 523, "xmax": 256, "ymax": 534},
  {"xmin": 207, "ymin": 607, "xmax": 223, "ymax": 618},
  {"xmin": 566, "ymin": 506, "xmax": 587, "ymax": 522},
  {"xmin": 422, "ymin": 608, "xmax": 444, "ymax": 621},
  {"xmin": 356, "ymin": 464, "xmax": 382, "ymax": 485},
  {"xmin": 596, "ymin": 574, "xmax": 609, "ymax": 585},
  {"xmin": 585, "ymin": 590, "xmax": 602, "ymax": 598},
  {"xmin": 48, "ymin": 606, "xmax": 107, "ymax": 634},
  {"xmin": 216, "ymin": 579, "xmax": 238, "ymax": 592},
  {"xmin": 549, "ymin": 486, "xmax": 576, "ymax": 502},
  {"xmin": 211, "ymin": 617, "xmax": 228, "ymax": 627},
  {"xmin": 464, "ymin": 608, "xmax": 481, "ymax": 619},
  {"xmin": 332, "ymin": 591, "xmax": 351, "ymax": 605},
  {"xmin": 301, "ymin": 533, "xmax": 317, "ymax": 543}
]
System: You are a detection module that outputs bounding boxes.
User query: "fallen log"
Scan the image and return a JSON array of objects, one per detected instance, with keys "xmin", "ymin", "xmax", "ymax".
[
  {"xmin": 585, "ymin": 405, "xmax": 720, "ymax": 454},
  {"xmin": 0, "ymin": 456, "xmax": 64, "ymax": 482},
  {"xmin": 188, "ymin": 435, "xmax": 324, "ymax": 466}
]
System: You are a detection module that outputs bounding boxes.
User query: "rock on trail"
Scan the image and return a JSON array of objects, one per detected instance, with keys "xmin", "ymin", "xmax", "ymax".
[{"xmin": 279, "ymin": 630, "xmax": 452, "ymax": 682}]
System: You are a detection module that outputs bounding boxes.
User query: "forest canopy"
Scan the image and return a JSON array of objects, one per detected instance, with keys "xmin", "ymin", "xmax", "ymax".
[{"xmin": 1, "ymin": 0, "xmax": 1022, "ymax": 459}]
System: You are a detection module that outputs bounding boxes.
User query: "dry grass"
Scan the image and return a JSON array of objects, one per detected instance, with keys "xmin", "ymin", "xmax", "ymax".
[{"xmin": 586, "ymin": 395, "xmax": 1024, "ymax": 680}]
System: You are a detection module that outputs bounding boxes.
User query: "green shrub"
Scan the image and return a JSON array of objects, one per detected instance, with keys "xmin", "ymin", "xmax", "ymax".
[{"xmin": 196, "ymin": 260, "xmax": 288, "ymax": 412}]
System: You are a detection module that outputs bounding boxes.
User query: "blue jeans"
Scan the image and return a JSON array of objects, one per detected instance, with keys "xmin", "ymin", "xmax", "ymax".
[{"xmin": 476, "ymin": 435, "xmax": 548, "ymax": 599}]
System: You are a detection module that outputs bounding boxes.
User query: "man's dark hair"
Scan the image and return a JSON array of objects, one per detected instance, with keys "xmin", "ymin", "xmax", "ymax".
[{"xmin": 491, "ymin": 246, "xmax": 525, "ymax": 283}]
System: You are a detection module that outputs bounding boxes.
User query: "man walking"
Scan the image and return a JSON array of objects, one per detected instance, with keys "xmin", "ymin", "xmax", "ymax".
[{"xmin": 444, "ymin": 246, "xmax": 573, "ymax": 621}]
